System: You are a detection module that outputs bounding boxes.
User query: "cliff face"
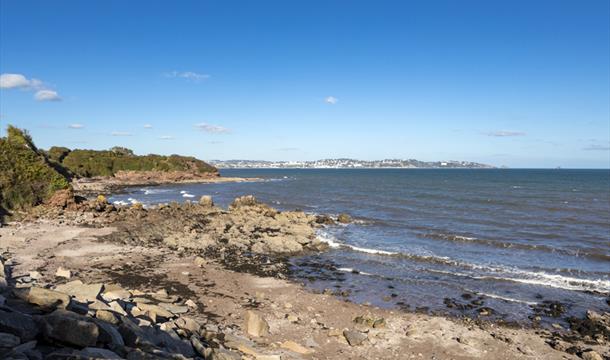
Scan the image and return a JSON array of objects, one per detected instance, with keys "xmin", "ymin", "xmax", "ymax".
[{"xmin": 0, "ymin": 126, "xmax": 71, "ymax": 215}]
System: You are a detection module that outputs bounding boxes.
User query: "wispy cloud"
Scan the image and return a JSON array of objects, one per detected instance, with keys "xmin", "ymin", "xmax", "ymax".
[
  {"xmin": 0, "ymin": 73, "xmax": 62, "ymax": 101},
  {"xmin": 143, "ymin": 124, "xmax": 153, "ymax": 129},
  {"xmin": 325, "ymin": 96, "xmax": 338, "ymax": 105},
  {"xmin": 111, "ymin": 131, "xmax": 133, "ymax": 136},
  {"xmin": 583, "ymin": 142, "xmax": 610, "ymax": 151},
  {"xmin": 68, "ymin": 124, "xmax": 84, "ymax": 129},
  {"xmin": 165, "ymin": 71, "xmax": 210, "ymax": 82},
  {"xmin": 484, "ymin": 130, "xmax": 526, "ymax": 137},
  {"xmin": 194, "ymin": 123, "xmax": 231, "ymax": 134},
  {"xmin": 158, "ymin": 135, "xmax": 174, "ymax": 140}
]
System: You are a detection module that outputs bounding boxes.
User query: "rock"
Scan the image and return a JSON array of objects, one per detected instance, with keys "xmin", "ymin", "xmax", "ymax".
[
  {"xmin": 137, "ymin": 303, "xmax": 174, "ymax": 319},
  {"xmin": 191, "ymin": 335, "xmax": 210, "ymax": 358},
  {"xmin": 13, "ymin": 287, "xmax": 71, "ymax": 310},
  {"xmin": 55, "ymin": 267, "xmax": 71, "ymax": 279},
  {"xmin": 337, "ymin": 213, "xmax": 352, "ymax": 224},
  {"xmin": 28, "ymin": 271, "xmax": 42, "ymax": 280},
  {"xmin": 0, "ymin": 294, "xmax": 5, "ymax": 306},
  {"xmin": 96, "ymin": 309, "xmax": 119, "ymax": 325},
  {"xmin": 255, "ymin": 356, "xmax": 281, "ymax": 360},
  {"xmin": 108, "ymin": 301, "xmax": 128, "ymax": 316},
  {"xmin": 158, "ymin": 303, "xmax": 189, "ymax": 315},
  {"xmin": 185, "ymin": 299, "xmax": 197, "ymax": 309},
  {"xmin": 0, "ymin": 331, "xmax": 21, "ymax": 347},
  {"xmin": 315, "ymin": 215, "xmax": 335, "ymax": 225},
  {"xmin": 81, "ymin": 347, "xmax": 122, "ymax": 359},
  {"xmin": 328, "ymin": 328, "xmax": 343, "ymax": 337},
  {"xmin": 199, "ymin": 195, "xmax": 214, "ymax": 207},
  {"xmin": 101, "ymin": 284, "xmax": 131, "ymax": 302},
  {"xmin": 280, "ymin": 340, "xmax": 314, "ymax": 354},
  {"xmin": 343, "ymin": 330, "xmax": 367, "ymax": 346},
  {"xmin": 581, "ymin": 351, "xmax": 603, "ymax": 360},
  {"xmin": 230, "ymin": 195, "xmax": 259, "ymax": 209},
  {"xmin": 175, "ymin": 316, "xmax": 201, "ymax": 334},
  {"xmin": 244, "ymin": 310, "xmax": 269, "ymax": 337},
  {"xmin": 210, "ymin": 348, "xmax": 241, "ymax": 360},
  {"xmin": 40, "ymin": 310, "xmax": 99, "ymax": 347},
  {"xmin": 0, "ymin": 309, "xmax": 39, "ymax": 341},
  {"xmin": 194, "ymin": 256, "xmax": 207, "ymax": 267},
  {"xmin": 93, "ymin": 319, "xmax": 124, "ymax": 347},
  {"xmin": 118, "ymin": 317, "xmax": 155, "ymax": 348},
  {"xmin": 55, "ymin": 280, "xmax": 103, "ymax": 303}
]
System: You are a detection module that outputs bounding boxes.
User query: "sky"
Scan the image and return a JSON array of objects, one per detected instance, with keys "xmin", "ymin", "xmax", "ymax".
[{"xmin": 0, "ymin": 0, "xmax": 609, "ymax": 168}]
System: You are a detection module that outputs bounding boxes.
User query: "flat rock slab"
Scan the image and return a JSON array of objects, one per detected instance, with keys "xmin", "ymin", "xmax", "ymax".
[
  {"xmin": 343, "ymin": 330, "xmax": 367, "ymax": 346},
  {"xmin": 55, "ymin": 280, "xmax": 103, "ymax": 303}
]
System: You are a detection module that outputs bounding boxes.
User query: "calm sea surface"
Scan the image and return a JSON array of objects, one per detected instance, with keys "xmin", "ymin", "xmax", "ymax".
[{"xmin": 109, "ymin": 169, "xmax": 610, "ymax": 323}]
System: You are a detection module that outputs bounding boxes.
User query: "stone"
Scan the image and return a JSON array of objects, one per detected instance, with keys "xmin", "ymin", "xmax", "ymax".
[
  {"xmin": 328, "ymin": 328, "xmax": 343, "ymax": 337},
  {"xmin": 0, "ymin": 331, "xmax": 21, "ymax": 347},
  {"xmin": 28, "ymin": 271, "xmax": 42, "ymax": 280},
  {"xmin": 255, "ymin": 356, "xmax": 282, "ymax": 360},
  {"xmin": 191, "ymin": 335, "xmax": 210, "ymax": 358},
  {"xmin": 13, "ymin": 287, "xmax": 70, "ymax": 310},
  {"xmin": 199, "ymin": 195, "xmax": 214, "ymax": 207},
  {"xmin": 210, "ymin": 348, "xmax": 241, "ymax": 360},
  {"xmin": 93, "ymin": 319, "xmax": 124, "ymax": 347},
  {"xmin": 0, "ymin": 309, "xmax": 39, "ymax": 341},
  {"xmin": 81, "ymin": 347, "xmax": 122, "ymax": 359},
  {"xmin": 194, "ymin": 256, "xmax": 207, "ymax": 267},
  {"xmin": 343, "ymin": 330, "xmax": 367, "ymax": 346},
  {"xmin": 55, "ymin": 267, "xmax": 71, "ymax": 279},
  {"xmin": 175, "ymin": 316, "xmax": 201, "ymax": 334},
  {"xmin": 185, "ymin": 299, "xmax": 197, "ymax": 309},
  {"xmin": 96, "ymin": 309, "xmax": 119, "ymax": 324},
  {"xmin": 118, "ymin": 317, "xmax": 155, "ymax": 348},
  {"xmin": 137, "ymin": 303, "xmax": 174, "ymax": 319},
  {"xmin": 582, "ymin": 351, "xmax": 603, "ymax": 360},
  {"xmin": 12, "ymin": 340, "xmax": 37, "ymax": 354},
  {"xmin": 337, "ymin": 213, "xmax": 352, "ymax": 224},
  {"xmin": 158, "ymin": 302, "xmax": 189, "ymax": 314},
  {"xmin": 244, "ymin": 310, "xmax": 269, "ymax": 337},
  {"xmin": 102, "ymin": 285, "xmax": 132, "ymax": 302},
  {"xmin": 40, "ymin": 310, "xmax": 99, "ymax": 347},
  {"xmin": 280, "ymin": 340, "xmax": 313, "ymax": 354},
  {"xmin": 55, "ymin": 280, "xmax": 103, "ymax": 303},
  {"xmin": 108, "ymin": 301, "xmax": 128, "ymax": 316}
]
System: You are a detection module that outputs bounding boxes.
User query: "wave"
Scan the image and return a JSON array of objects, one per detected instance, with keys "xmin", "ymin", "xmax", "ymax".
[
  {"xmin": 423, "ymin": 232, "xmax": 610, "ymax": 262},
  {"xmin": 182, "ymin": 193, "xmax": 195, "ymax": 198},
  {"xmin": 315, "ymin": 232, "xmax": 610, "ymax": 294}
]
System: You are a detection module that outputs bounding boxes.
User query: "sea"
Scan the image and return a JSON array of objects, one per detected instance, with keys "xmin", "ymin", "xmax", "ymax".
[{"xmin": 109, "ymin": 169, "xmax": 610, "ymax": 324}]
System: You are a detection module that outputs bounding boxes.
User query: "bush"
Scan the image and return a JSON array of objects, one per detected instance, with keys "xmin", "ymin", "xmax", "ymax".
[{"xmin": 0, "ymin": 126, "xmax": 70, "ymax": 214}]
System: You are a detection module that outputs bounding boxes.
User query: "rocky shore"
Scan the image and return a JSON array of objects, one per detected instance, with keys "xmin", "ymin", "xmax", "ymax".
[
  {"xmin": 71, "ymin": 171, "xmax": 260, "ymax": 195},
  {"xmin": 1, "ymin": 195, "xmax": 608, "ymax": 359}
]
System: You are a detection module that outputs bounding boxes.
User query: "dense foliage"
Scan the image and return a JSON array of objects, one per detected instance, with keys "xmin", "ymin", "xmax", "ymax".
[
  {"xmin": 0, "ymin": 126, "xmax": 71, "ymax": 214},
  {"xmin": 59, "ymin": 149, "xmax": 217, "ymax": 177}
]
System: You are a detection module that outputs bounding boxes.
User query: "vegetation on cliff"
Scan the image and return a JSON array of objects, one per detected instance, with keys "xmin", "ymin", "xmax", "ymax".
[
  {"xmin": 54, "ymin": 147, "xmax": 217, "ymax": 177},
  {"xmin": 0, "ymin": 126, "xmax": 71, "ymax": 215}
]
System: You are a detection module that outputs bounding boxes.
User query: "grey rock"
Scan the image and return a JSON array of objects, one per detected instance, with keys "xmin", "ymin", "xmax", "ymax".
[
  {"xmin": 582, "ymin": 351, "xmax": 603, "ymax": 360},
  {"xmin": 93, "ymin": 318, "xmax": 125, "ymax": 347},
  {"xmin": 158, "ymin": 303, "xmax": 189, "ymax": 315},
  {"xmin": 210, "ymin": 348, "xmax": 241, "ymax": 360},
  {"xmin": 118, "ymin": 317, "xmax": 155, "ymax": 348},
  {"xmin": 343, "ymin": 329, "xmax": 367, "ymax": 346},
  {"xmin": 0, "ymin": 309, "xmax": 39, "ymax": 341},
  {"xmin": 40, "ymin": 309, "xmax": 99, "ymax": 347},
  {"xmin": 55, "ymin": 280, "xmax": 103, "ymax": 303},
  {"xmin": 81, "ymin": 347, "xmax": 123, "ymax": 359},
  {"xmin": 0, "ymin": 331, "xmax": 21, "ymax": 347},
  {"xmin": 190, "ymin": 335, "xmax": 209, "ymax": 358},
  {"xmin": 244, "ymin": 310, "xmax": 269, "ymax": 337}
]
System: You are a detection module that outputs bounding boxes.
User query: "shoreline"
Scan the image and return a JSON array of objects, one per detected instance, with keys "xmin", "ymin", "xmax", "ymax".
[{"xmin": 1, "ymin": 197, "xmax": 607, "ymax": 359}]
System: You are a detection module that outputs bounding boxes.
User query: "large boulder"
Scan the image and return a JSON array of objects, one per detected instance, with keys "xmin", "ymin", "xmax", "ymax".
[
  {"xmin": 40, "ymin": 309, "xmax": 99, "ymax": 347},
  {"xmin": 0, "ymin": 309, "xmax": 39, "ymax": 341},
  {"xmin": 54, "ymin": 280, "xmax": 103, "ymax": 303},
  {"xmin": 13, "ymin": 287, "xmax": 70, "ymax": 311}
]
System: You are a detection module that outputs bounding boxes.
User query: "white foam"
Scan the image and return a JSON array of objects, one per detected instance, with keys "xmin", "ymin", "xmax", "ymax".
[
  {"xmin": 471, "ymin": 291, "xmax": 538, "ymax": 306},
  {"xmin": 182, "ymin": 193, "xmax": 195, "ymax": 198},
  {"xmin": 345, "ymin": 244, "xmax": 398, "ymax": 255},
  {"xmin": 316, "ymin": 232, "xmax": 342, "ymax": 248},
  {"xmin": 113, "ymin": 200, "xmax": 129, "ymax": 206},
  {"xmin": 127, "ymin": 198, "xmax": 140, "ymax": 205},
  {"xmin": 337, "ymin": 267, "xmax": 374, "ymax": 276},
  {"xmin": 180, "ymin": 190, "xmax": 187, "ymax": 194}
]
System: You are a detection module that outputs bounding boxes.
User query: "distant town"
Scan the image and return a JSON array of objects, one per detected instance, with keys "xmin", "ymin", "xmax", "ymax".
[{"xmin": 209, "ymin": 159, "xmax": 494, "ymax": 169}]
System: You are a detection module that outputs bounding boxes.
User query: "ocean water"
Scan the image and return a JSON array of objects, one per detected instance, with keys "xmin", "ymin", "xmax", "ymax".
[{"xmin": 109, "ymin": 169, "xmax": 610, "ymax": 323}]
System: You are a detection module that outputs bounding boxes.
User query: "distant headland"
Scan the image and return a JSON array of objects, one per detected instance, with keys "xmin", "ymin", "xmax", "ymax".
[{"xmin": 209, "ymin": 158, "xmax": 495, "ymax": 169}]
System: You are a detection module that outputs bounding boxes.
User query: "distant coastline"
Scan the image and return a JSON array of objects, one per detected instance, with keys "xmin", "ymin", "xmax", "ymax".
[{"xmin": 210, "ymin": 158, "xmax": 495, "ymax": 169}]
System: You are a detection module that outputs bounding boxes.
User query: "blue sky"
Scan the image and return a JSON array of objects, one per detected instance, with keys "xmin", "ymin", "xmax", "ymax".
[{"xmin": 1, "ymin": 0, "xmax": 609, "ymax": 168}]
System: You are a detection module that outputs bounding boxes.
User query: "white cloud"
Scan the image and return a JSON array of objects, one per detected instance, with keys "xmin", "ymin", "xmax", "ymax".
[
  {"xmin": 158, "ymin": 135, "xmax": 174, "ymax": 140},
  {"xmin": 35, "ymin": 90, "xmax": 61, "ymax": 102},
  {"xmin": 143, "ymin": 124, "xmax": 153, "ymax": 129},
  {"xmin": 583, "ymin": 144, "xmax": 610, "ymax": 151},
  {"xmin": 0, "ymin": 73, "xmax": 61, "ymax": 101},
  {"xmin": 68, "ymin": 124, "xmax": 84, "ymax": 129},
  {"xmin": 0, "ymin": 73, "xmax": 30, "ymax": 88},
  {"xmin": 165, "ymin": 71, "xmax": 210, "ymax": 82},
  {"xmin": 325, "ymin": 96, "xmax": 338, "ymax": 104},
  {"xmin": 111, "ymin": 131, "xmax": 133, "ymax": 136},
  {"xmin": 194, "ymin": 123, "xmax": 230, "ymax": 134},
  {"xmin": 484, "ymin": 130, "xmax": 526, "ymax": 137}
]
